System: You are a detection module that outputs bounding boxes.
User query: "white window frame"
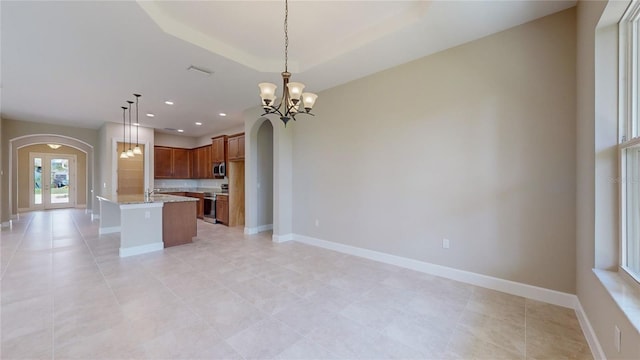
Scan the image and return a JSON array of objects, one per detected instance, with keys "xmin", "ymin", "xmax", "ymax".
[{"xmin": 619, "ymin": 0, "xmax": 640, "ymax": 284}]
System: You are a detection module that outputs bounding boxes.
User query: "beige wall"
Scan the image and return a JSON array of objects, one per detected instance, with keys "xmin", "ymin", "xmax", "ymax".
[
  {"xmin": 1, "ymin": 118, "xmax": 99, "ymax": 221},
  {"xmin": 257, "ymin": 120, "xmax": 274, "ymax": 227},
  {"xmin": 98, "ymin": 122, "xmax": 154, "ymax": 202},
  {"xmin": 291, "ymin": 9, "xmax": 576, "ymax": 293},
  {"xmin": 0, "ymin": 116, "xmax": 4, "ymax": 225},
  {"xmin": 195, "ymin": 125, "xmax": 245, "ymax": 148},
  {"xmin": 576, "ymin": 0, "xmax": 640, "ymax": 358},
  {"xmin": 17, "ymin": 144, "xmax": 87, "ymax": 209},
  {"xmin": 154, "ymin": 131, "xmax": 197, "ymax": 149}
]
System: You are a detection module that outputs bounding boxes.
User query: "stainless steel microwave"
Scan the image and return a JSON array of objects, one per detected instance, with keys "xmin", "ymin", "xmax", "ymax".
[{"xmin": 213, "ymin": 162, "xmax": 225, "ymax": 177}]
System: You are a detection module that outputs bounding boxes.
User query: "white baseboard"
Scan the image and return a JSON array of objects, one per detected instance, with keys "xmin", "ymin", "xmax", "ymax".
[
  {"xmin": 574, "ymin": 299, "xmax": 606, "ymax": 360},
  {"xmin": 98, "ymin": 226, "xmax": 120, "ymax": 235},
  {"xmin": 293, "ymin": 234, "xmax": 577, "ymax": 309},
  {"xmin": 119, "ymin": 242, "xmax": 164, "ymax": 257},
  {"xmin": 273, "ymin": 233, "xmax": 294, "ymax": 243},
  {"xmin": 1, "ymin": 220, "xmax": 12, "ymax": 228},
  {"xmin": 91, "ymin": 213, "xmax": 101, "ymax": 221},
  {"xmin": 245, "ymin": 224, "xmax": 274, "ymax": 235},
  {"xmin": 76, "ymin": 204, "xmax": 87, "ymax": 209},
  {"xmin": 293, "ymin": 234, "xmax": 607, "ymax": 355}
]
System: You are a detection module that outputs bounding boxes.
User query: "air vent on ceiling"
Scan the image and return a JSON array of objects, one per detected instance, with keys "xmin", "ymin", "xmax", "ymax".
[{"xmin": 187, "ymin": 65, "xmax": 212, "ymax": 76}]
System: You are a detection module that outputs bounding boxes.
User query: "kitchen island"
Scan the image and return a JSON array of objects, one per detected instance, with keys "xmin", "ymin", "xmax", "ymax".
[{"xmin": 96, "ymin": 194, "xmax": 198, "ymax": 257}]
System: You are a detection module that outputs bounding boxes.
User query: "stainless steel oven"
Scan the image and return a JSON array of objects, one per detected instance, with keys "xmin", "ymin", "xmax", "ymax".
[{"xmin": 203, "ymin": 194, "xmax": 216, "ymax": 223}]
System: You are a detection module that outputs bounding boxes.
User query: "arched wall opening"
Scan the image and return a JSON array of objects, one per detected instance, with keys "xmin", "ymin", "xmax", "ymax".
[
  {"xmin": 9, "ymin": 134, "xmax": 95, "ymax": 217},
  {"xmin": 256, "ymin": 120, "xmax": 274, "ymax": 231},
  {"xmin": 245, "ymin": 115, "xmax": 293, "ymax": 241}
]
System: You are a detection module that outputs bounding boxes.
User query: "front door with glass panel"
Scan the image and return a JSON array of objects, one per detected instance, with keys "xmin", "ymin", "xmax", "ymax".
[{"xmin": 30, "ymin": 153, "xmax": 76, "ymax": 209}]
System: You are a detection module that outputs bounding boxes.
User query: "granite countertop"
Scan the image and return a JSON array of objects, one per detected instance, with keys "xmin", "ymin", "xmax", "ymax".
[
  {"xmin": 155, "ymin": 187, "xmax": 221, "ymax": 194},
  {"xmin": 97, "ymin": 194, "xmax": 199, "ymax": 205}
]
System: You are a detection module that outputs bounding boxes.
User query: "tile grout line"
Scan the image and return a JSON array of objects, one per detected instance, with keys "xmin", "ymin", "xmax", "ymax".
[
  {"xmin": 524, "ymin": 299, "xmax": 528, "ymax": 359},
  {"xmin": 50, "ymin": 212, "xmax": 55, "ymax": 360},
  {"xmin": 441, "ymin": 283, "xmax": 475, "ymax": 356},
  {"xmin": 69, "ymin": 209, "xmax": 122, "ymax": 308},
  {"xmin": 161, "ymin": 226, "xmax": 344, "ymax": 359},
  {"xmin": 0, "ymin": 213, "xmax": 35, "ymax": 280}
]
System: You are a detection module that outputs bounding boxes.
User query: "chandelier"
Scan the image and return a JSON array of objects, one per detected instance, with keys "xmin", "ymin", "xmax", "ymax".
[{"xmin": 258, "ymin": 0, "xmax": 318, "ymax": 126}]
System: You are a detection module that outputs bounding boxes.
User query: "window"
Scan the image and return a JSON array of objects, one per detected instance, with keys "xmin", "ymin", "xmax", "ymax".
[{"xmin": 620, "ymin": 0, "xmax": 640, "ymax": 282}]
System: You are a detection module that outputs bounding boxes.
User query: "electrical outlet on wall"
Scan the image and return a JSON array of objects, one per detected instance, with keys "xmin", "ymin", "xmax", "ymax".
[
  {"xmin": 315, "ymin": 219, "xmax": 320, "ymax": 227},
  {"xmin": 442, "ymin": 238, "xmax": 450, "ymax": 249}
]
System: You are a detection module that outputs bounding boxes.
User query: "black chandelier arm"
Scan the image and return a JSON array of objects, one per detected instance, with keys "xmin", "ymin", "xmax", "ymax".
[
  {"xmin": 261, "ymin": 105, "xmax": 284, "ymax": 118},
  {"xmin": 261, "ymin": 108, "xmax": 314, "ymax": 120}
]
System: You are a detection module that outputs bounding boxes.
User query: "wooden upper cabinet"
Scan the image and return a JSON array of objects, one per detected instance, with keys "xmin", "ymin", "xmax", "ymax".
[
  {"xmin": 203, "ymin": 145, "xmax": 212, "ymax": 178},
  {"xmin": 154, "ymin": 147, "xmax": 174, "ymax": 178},
  {"xmin": 173, "ymin": 148, "xmax": 191, "ymax": 178},
  {"xmin": 154, "ymin": 146, "xmax": 191, "ymax": 179},
  {"xmin": 190, "ymin": 149, "xmax": 199, "ymax": 179},
  {"xmin": 191, "ymin": 145, "xmax": 212, "ymax": 179},
  {"xmin": 156, "ymin": 145, "xmax": 215, "ymax": 180},
  {"xmin": 227, "ymin": 133, "xmax": 245, "ymax": 161},
  {"xmin": 211, "ymin": 136, "xmax": 227, "ymax": 163}
]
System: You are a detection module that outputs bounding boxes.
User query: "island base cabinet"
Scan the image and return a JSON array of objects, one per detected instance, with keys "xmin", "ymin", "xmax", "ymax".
[{"xmin": 163, "ymin": 201, "xmax": 197, "ymax": 247}]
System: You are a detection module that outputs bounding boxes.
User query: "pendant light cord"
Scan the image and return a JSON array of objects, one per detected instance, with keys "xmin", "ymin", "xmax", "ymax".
[
  {"xmin": 127, "ymin": 101, "xmax": 133, "ymax": 150},
  {"xmin": 134, "ymin": 94, "xmax": 141, "ymax": 146},
  {"xmin": 121, "ymin": 107, "xmax": 127, "ymax": 154},
  {"xmin": 284, "ymin": 0, "xmax": 288, "ymax": 73}
]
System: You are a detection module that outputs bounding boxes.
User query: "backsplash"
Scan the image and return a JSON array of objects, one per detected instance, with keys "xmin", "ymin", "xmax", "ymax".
[{"xmin": 154, "ymin": 178, "xmax": 228, "ymax": 189}]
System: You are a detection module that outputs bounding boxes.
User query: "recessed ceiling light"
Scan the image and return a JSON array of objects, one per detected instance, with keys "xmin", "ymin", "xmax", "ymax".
[
  {"xmin": 133, "ymin": 123, "xmax": 140, "ymax": 126},
  {"xmin": 146, "ymin": 113, "xmax": 155, "ymax": 117},
  {"xmin": 219, "ymin": 113, "xmax": 227, "ymax": 117},
  {"xmin": 177, "ymin": 129, "xmax": 184, "ymax": 133},
  {"xmin": 195, "ymin": 122, "xmax": 202, "ymax": 126},
  {"xmin": 165, "ymin": 101, "xmax": 174, "ymax": 105}
]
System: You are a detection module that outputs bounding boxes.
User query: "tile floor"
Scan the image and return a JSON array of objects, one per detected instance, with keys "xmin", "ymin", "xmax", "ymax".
[{"xmin": 1, "ymin": 209, "xmax": 592, "ymax": 359}]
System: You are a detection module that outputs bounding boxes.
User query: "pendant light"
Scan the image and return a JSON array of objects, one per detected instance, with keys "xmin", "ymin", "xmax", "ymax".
[
  {"xmin": 119, "ymin": 106, "xmax": 129, "ymax": 159},
  {"xmin": 258, "ymin": 0, "xmax": 318, "ymax": 126},
  {"xmin": 126, "ymin": 100, "xmax": 134, "ymax": 157},
  {"xmin": 133, "ymin": 94, "xmax": 143, "ymax": 155}
]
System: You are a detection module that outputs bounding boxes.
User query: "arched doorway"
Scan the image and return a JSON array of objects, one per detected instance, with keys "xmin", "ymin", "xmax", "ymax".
[
  {"xmin": 9, "ymin": 134, "xmax": 95, "ymax": 218},
  {"xmin": 245, "ymin": 116, "xmax": 294, "ymax": 242},
  {"xmin": 256, "ymin": 120, "xmax": 274, "ymax": 232}
]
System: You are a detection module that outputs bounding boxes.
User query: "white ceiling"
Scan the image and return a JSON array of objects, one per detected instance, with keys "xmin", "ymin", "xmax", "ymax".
[{"xmin": 1, "ymin": 0, "xmax": 576, "ymax": 137}]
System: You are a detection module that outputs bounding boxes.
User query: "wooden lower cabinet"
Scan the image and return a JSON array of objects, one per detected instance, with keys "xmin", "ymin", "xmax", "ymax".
[
  {"xmin": 162, "ymin": 201, "xmax": 197, "ymax": 247},
  {"xmin": 186, "ymin": 192, "xmax": 204, "ymax": 219},
  {"xmin": 215, "ymin": 195, "xmax": 229, "ymax": 225},
  {"xmin": 164, "ymin": 192, "xmax": 186, "ymax": 197}
]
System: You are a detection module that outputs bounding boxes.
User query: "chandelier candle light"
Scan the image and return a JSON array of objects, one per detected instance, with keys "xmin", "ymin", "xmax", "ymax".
[{"xmin": 258, "ymin": 0, "xmax": 318, "ymax": 126}]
